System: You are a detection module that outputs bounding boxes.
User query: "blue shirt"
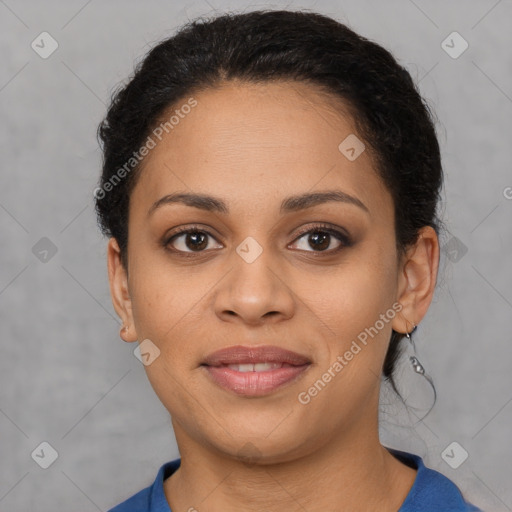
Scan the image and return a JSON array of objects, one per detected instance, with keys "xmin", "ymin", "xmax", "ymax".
[{"xmin": 107, "ymin": 449, "xmax": 483, "ymax": 511}]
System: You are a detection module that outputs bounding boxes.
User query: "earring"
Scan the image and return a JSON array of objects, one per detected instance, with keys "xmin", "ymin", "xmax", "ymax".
[
  {"xmin": 405, "ymin": 325, "xmax": 423, "ymax": 374},
  {"xmin": 405, "ymin": 324, "xmax": 436, "ymax": 405}
]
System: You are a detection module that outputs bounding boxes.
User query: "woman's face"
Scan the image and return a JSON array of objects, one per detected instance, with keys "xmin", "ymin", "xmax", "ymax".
[{"xmin": 109, "ymin": 80, "xmax": 435, "ymax": 463}]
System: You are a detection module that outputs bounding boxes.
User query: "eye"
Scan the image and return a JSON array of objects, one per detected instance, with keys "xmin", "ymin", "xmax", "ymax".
[
  {"xmin": 289, "ymin": 224, "xmax": 351, "ymax": 253},
  {"xmin": 164, "ymin": 223, "xmax": 352, "ymax": 255},
  {"xmin": 165, "ymin": 226, "xmax": 223, "ymax": 253}
]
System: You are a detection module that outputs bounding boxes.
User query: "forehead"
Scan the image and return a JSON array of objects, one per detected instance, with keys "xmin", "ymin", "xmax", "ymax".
[
  {"xmin": 131, "ymin": 80, "xmax": 391, "ymax": 218},
  {"xmin": 158, "ymin": 79, "xmax": 358, "ymax": 163}
]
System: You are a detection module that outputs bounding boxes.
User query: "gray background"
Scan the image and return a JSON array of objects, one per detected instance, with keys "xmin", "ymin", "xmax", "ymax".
[{"xmin": 1, "ymin": 0, "xmax": 511, "ymax": 510}]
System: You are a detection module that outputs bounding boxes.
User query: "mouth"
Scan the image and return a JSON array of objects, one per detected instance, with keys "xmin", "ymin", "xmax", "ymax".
[
  {"xmin": 201, "ymin": 345, "xmax": 311, "ymax": 367},
  {"xmin": 200, "ymin": 345, "xmax": 312, "ymax": 397},
  {"xmin": 220, "ymin": 362, "xmax": 297, "ymax": 372}
]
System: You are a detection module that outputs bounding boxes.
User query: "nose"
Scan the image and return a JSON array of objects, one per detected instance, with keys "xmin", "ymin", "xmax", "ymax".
[{"xmin": 213, "ymin": 246, "xmax": 296, "ymax": 327}]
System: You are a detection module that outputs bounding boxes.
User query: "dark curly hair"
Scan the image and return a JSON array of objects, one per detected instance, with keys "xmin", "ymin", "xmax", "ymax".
[{"xmin": 95, "ymin": 9, "xmax": 444, "ymax": 396}]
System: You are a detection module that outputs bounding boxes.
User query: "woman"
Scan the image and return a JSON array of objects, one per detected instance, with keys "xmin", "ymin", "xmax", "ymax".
[{"xmin": 96, "ymin": 9, "xmax": 482, "ymax": 511}]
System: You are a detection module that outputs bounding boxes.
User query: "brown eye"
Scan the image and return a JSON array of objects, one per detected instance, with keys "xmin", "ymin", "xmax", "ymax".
[
  {"xmin": 310, "ymin": 231, "xmax": 331, "ymax": 251},
  {"xmin": 290, "ymin": 225, "xmax": 351, "ymax": 253},
  {"xmin": 166, "ymin": 228, "xmax": 222, "ymax": 253}
]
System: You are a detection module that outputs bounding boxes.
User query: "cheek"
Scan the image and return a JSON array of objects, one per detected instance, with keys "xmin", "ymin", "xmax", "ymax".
[
  {"xmin": 304, "ymin": 246, "xmax": 399, "ymax": 370},
  {"xmin": 310, "ymin": 245, "xmax": 397, "ymax": 326},
  {"xmin": 128, "ymin": 257, "xmax": 213, "ymax": 366}
]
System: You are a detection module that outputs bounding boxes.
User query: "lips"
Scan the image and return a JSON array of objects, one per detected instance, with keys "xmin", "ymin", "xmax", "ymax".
[
  {"xmin": 201, "ymin": 345, "xmax": 311, "ymax": 367},
  {"xmin": 201, "ymin": 345, "xmax": 312, "ymax": 397}
]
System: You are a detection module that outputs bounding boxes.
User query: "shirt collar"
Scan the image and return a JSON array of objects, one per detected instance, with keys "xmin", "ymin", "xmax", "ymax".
[{"xmin": 149, "ymin": 458, "xmax": 180, "ymax": 511}]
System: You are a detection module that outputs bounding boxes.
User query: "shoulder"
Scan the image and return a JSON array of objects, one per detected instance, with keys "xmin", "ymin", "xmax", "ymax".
[
  {"xmin": 107, "ymin": 458, "xmax": 181, "ymax": 512},
  {"xmin": 388, "ymin": 449, "xmax": 483, "ymax": 512}
]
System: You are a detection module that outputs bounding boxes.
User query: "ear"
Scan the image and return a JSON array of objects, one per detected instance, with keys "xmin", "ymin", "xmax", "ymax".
[
  {"xmin": 392, "ymin": 226, "xmax": 440, "ymax": 334},
  {"xmin": 107, "ymin": 237, "xmax": 138, "ymax": 342}
]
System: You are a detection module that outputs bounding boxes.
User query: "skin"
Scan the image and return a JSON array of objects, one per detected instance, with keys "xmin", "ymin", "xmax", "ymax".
[{"xmin": 108, "ymin": 80, "xmax": 439, "ymax": 511}]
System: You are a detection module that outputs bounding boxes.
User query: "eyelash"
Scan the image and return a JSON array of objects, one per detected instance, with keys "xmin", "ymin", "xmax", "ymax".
[{"xmin": 163, "ymin": 223, "xmax": 352, "ymax": 257}]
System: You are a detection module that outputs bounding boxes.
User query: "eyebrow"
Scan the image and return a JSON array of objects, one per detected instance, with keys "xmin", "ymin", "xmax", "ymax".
[{"xmin": 147, "ymin": 190, "xmax": 369, "ymax": 217}]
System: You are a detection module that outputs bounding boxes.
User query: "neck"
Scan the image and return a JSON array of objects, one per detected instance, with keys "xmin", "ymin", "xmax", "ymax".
[{"xmin": 164, "ymin": 417, "xmax": 417, "ymax": 512}]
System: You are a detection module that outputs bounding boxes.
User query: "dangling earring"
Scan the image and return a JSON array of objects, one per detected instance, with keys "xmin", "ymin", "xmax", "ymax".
[
  {"xmin": 405, "ymin": 324, "xmax": 436, "ymax": 404},
  {"xmin": 405, "ymin": 325, "xmax": 423, "ymax": 373}
]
